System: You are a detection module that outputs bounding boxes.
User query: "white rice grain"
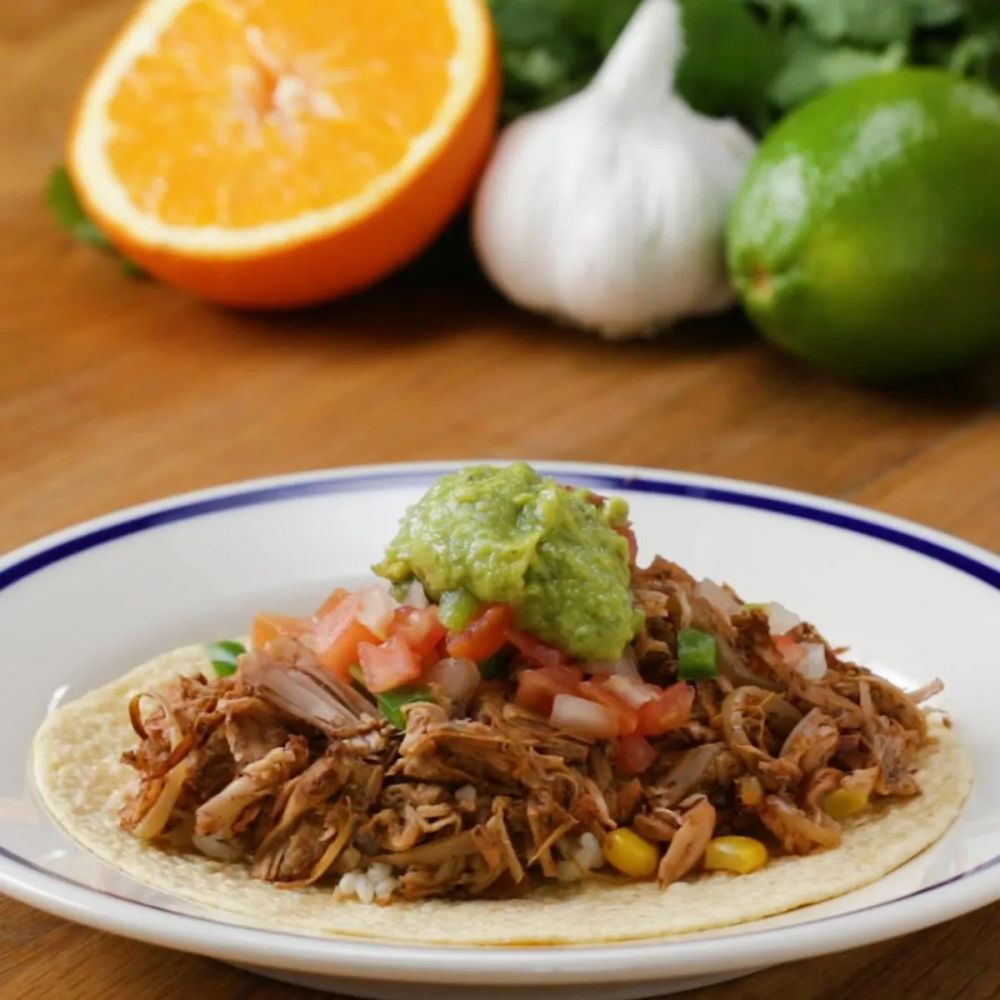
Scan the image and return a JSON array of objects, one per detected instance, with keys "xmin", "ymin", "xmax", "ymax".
[
  {"xmin": 355, "ymin": 875, "xmax": 375, "ymax": 905},
  {"xmin": 335, "ymin": 872, "xmax": 357, "ymax": 899},
  {"xmin": 367, "ymin": 863, "xmax": 392, "ymax": 884},
  {"xmin": 374, "ymin": 877, "xmax": 399, "ymax": 901}
]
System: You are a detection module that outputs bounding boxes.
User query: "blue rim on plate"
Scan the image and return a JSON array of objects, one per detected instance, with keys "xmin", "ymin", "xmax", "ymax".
[
  {"xmin": 3, "ymin": 463, "xmax": 999, "ymax": 954},
  {"xmin": 3, "ymin": 469, "xmax": 999, "ymax": 594}
]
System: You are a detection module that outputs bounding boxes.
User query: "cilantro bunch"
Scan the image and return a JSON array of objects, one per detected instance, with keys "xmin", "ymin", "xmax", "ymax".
[{"xmin": 492, "ymin": 0, "xmax": 1000, "ymax": 133}]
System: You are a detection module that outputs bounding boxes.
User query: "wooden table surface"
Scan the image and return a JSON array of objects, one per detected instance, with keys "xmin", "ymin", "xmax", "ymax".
[{"xmin": 2, "ymin": 3, "xmax": 999, "ymax": 998}]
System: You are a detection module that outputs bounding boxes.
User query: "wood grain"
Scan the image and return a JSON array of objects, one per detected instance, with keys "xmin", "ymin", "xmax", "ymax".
[{"xmin": 1, "ymin": 1, "xmax": 998, "ymax": 997}]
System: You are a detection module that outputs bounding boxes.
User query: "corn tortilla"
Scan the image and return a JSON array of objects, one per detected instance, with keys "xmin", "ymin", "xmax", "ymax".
[{"xmin": 32, "ymin": 644, "xmax": 972, "ymax": 945}]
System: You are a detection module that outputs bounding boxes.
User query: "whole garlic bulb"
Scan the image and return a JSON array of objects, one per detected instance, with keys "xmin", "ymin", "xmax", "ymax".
[{"xmin": 472, "ymin": 0, "xmax": 757, "ymax": 338}]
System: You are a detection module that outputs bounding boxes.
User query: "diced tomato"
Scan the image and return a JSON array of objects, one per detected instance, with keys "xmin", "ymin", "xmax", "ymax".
[
  {"xmin": 515, "ymin": 664, "xmax": 584, "ymax": 716},
  {"xmin": 772, "ymin": 633, "xmax": 805, "ymax": 667},
  {"xmin": 357, "ymin": 635, "xmax": 422, "ymax": 694},
  {"xmin": 353, "ymin": 583, "xmax": 397, "ymax": 640},
  {"xmin": 577, "ymin": 679, "xmax": 638, "ymax": 735},
  {"xmin": 635, "ymin": 683, "xmax": 695, "ymax": 737},
  {"xmin": 550, "ymin": 693, "xmax": 619, "ymax": 740},
  {"xmin": 507, "ymin": 629, "xmax": 567, "ymax": 669},
  {"xmin": 388, "ymin": 606, "xmax": 446, "ymax": 658},
  {"xmin": 314, "ymin": 587, "xmax": 349, "ymax": 618},
  {"xmin": 614, "ymin": 734, "xmax": 658, "ymax": 775},
  {"xmin": 446, "ymin": 604, "xmax": 515, "ymax": 661},
  {"xmin": 251, "ymin": 612, "xmax": 313, "ymax": 650},
  {"xmin": 313, "ymin": 594, "xmax": 377, "ymax": 680}
]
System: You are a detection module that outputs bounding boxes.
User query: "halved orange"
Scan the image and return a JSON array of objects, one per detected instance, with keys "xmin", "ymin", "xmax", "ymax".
[{"xmin": 68, "ymin": 0, "xmax": 498, "ymax": 307}]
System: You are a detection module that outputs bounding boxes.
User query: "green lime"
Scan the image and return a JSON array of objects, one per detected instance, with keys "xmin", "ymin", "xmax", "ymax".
[{"xmin": 727, "ymin": 69, "xmax": 1000, "ymax": 382}]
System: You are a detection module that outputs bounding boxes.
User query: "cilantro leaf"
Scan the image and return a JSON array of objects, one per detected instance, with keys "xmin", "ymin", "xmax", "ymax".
[
  {"xmin": 904, "ymin": 0, "xmax": 965, "ymax": 28},
  {"xmin": 676, "ymin": 0, "xmax": 783, "ymax": 131},
  {"xmin": 784, "ymin": 0, "xmax": 914, "ymax": 46},
  {"xmin": 46, "ymin": 165, "xmax": 146, "ymax": 277},
  {"xmin": 769, "ymin": 30, "xmax": 908, "ymax": 110},
  {"xmin": 46, "ymin": 166, "xmax": 111, "ymax": 249},
  {"xmin": 947, "ymin": 29, "xmax": 1000, "ymax": 84},
  {"xmin": 490, "ymin": 0, "xmax": 643, "ymax": 120},
  {"xmin": 561, "ymin": 0, "xmax": 643, "ymax": 51},
  {"xmin": 491, "ymin": 0, "xmax": 998, "ymax": 135}
]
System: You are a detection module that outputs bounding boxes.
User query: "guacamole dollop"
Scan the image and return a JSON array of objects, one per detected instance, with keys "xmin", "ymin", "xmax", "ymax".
[{"xmin": 374, "ymin": 463, "xmax": 641, "ymax": 660}]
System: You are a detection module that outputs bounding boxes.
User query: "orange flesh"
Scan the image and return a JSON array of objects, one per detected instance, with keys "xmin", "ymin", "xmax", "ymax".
[{"xmin": 106, "ymin": 0, "xmax": 457, "ymax": 227}]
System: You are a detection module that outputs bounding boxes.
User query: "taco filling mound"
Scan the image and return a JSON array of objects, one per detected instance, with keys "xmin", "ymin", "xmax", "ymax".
[{"xmin": 33, "ymin": 464, "xmax": 971, "ymax": 944}]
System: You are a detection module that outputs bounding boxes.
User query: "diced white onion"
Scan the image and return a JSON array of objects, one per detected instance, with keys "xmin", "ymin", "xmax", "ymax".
[
  {"xmin": 550, "ymin": 694, "xmax": 618, "ymax": 741},
  {"xmin": 760, "ymin": 602, "xmax": 802, "ymax": 635},
  {"xmin": 424, "ymin": 657, "xmax": 480, "ymax": 708},
  {"xmin": 573, "ymin": 832, "xmax": 604, "ymax": 871},
  {"xmin": 605, "ymin": 674, "xmax": 657, "ymax": 708},
  {"xmin": 583, "ymin": 650, "xmax": 640, "ymax": 678},
  {"xmin": 796, "ymin": 642, "xmax": 828, "ymax": 680},
  {"xmin": 402, "ymin": 579, "xmax": 429, "ymax": 609},
  {"xmin": 355, "ymin": 583, "xmax": 397, "ymax": 639},
  {"xmin": 695, "ymin": 578, "xmax": 742, "ymax": 617}
]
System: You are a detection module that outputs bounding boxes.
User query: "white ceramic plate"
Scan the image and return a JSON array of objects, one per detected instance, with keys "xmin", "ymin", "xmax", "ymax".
[{"xmin": 2, "ymin": 462, "xmax": 998, "ymax": 999}]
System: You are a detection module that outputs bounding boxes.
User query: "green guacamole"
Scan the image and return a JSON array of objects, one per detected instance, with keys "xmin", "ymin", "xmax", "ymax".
[{"xmin": 374, "ymin": 463, "xmax": 641, "ymax": 660}]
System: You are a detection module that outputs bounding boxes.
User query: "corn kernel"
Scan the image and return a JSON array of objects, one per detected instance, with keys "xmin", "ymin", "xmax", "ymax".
[
  {"xmin": 704, "ymin": 836, "xmax": 768, "ymax": 875},
  {"xmin": 822, "ymin": 786, "xmax": 870, "ymax": 821},
  {"xmin": 603, "ymin": 827, "xmax": 660, "ymax": 879}
]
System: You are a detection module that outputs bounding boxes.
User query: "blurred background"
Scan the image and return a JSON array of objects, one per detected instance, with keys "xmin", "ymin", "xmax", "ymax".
[
  {"xmin": 4, "ymin": 0, "xmax": 1000, "ymax": 537},
  {"xmin": 1, "ymin": 0, "xmax": 999, "ymax": 994}
]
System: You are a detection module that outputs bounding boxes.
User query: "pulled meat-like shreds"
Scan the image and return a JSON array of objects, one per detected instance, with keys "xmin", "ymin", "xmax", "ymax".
[{"xmin": 120, "ymin": 556, "xmax": 935, "ymax": 899}]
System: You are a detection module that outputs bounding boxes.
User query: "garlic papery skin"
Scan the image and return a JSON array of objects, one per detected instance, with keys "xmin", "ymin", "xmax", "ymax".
[{"xmin": 472, "ymin": 0, "xmax": 757, "ymax": 338}]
